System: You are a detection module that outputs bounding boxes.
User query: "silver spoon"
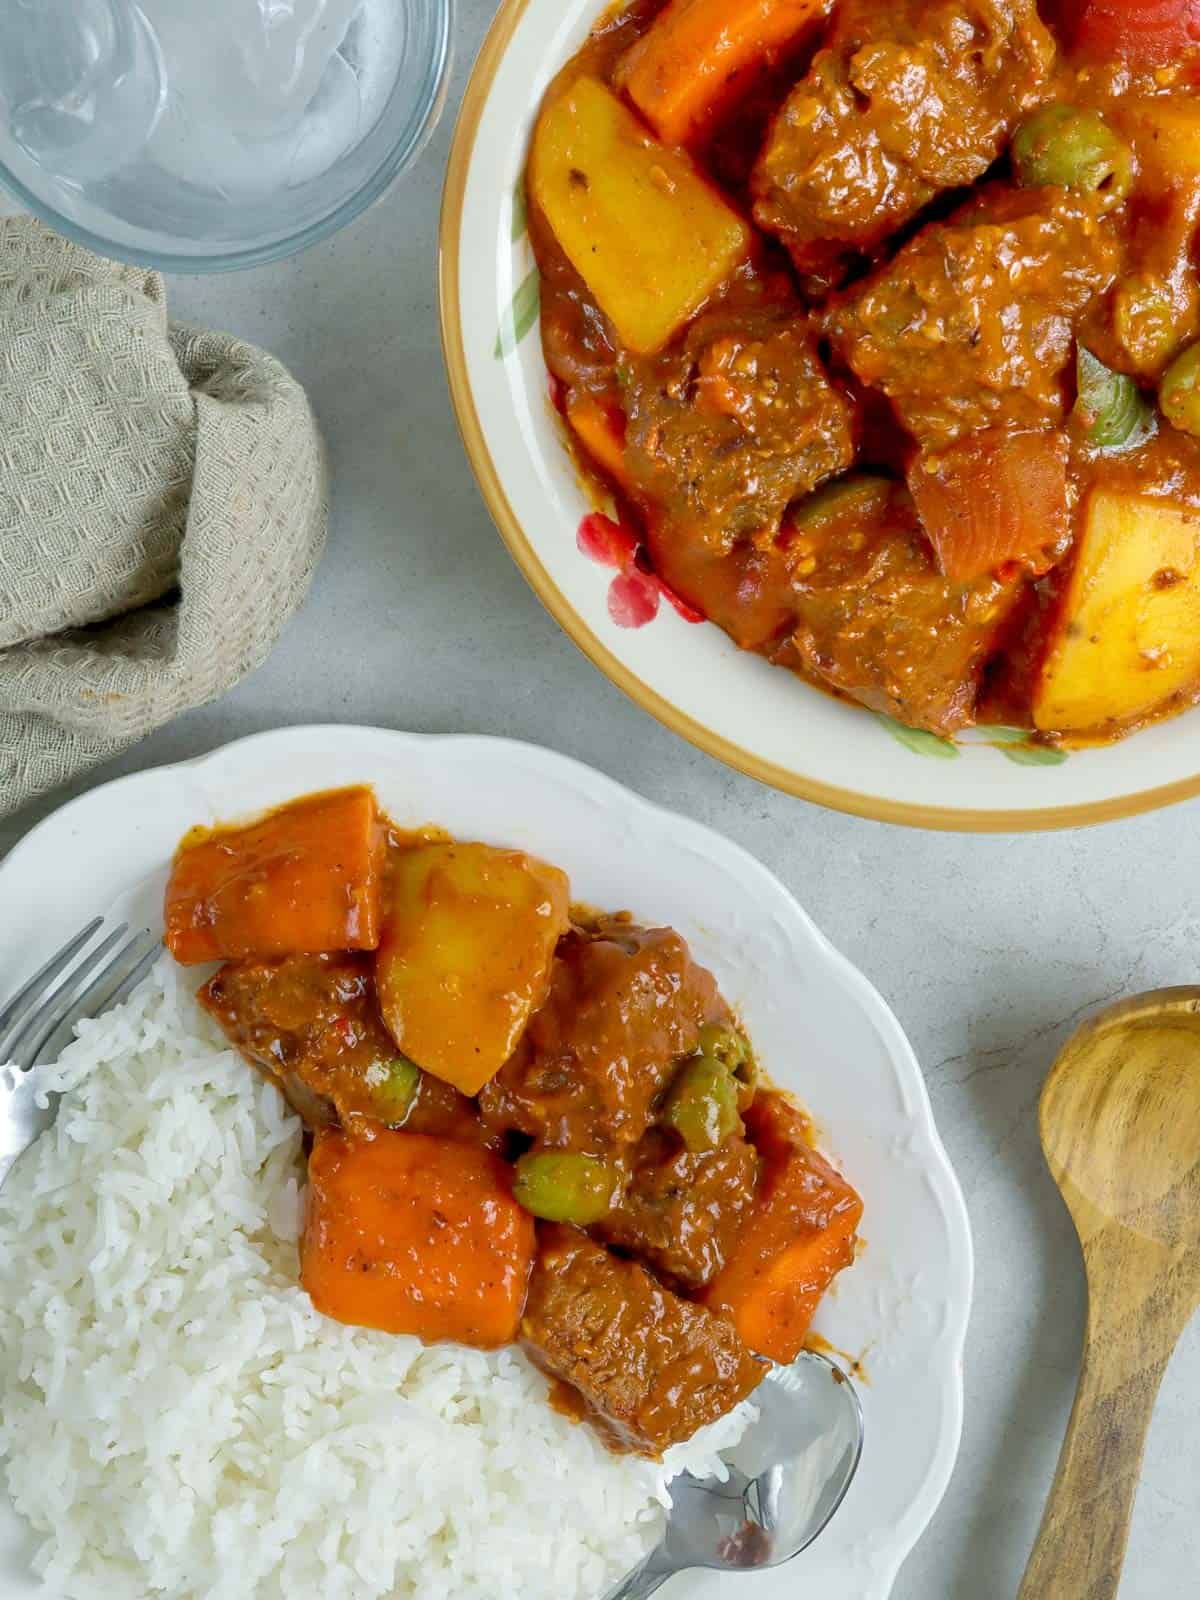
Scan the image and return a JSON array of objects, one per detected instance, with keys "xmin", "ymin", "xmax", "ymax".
[{"xmin": 603, "ymin": 1349, "xmax": 864, "ymax": 1600}]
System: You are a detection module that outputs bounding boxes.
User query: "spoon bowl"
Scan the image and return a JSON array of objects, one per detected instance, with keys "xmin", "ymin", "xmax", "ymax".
[
  {"xmin": 603, "ymin": 1349, "xmax": 864, "ymax": 1599},
  {"xmin": 1019, "ymin": 988, "xmax": 1200, "ymax": 1600}
]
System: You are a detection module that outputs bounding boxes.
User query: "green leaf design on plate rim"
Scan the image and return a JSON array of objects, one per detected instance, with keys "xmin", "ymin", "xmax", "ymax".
[
  {"xmin": 985, "ymin": 726, "xmax": 1069, "ymax": 765},
  {"xmin": 494, "ymin": 267, "xmax": 540, "ymax": 360},
  {"xmin": 877, "ymin": 717, "xmax": 1069, "ymax": 764},
  {"xmin": 877, "ymin": 715, "xmax": 959, "ymax": 759},
  {"xmin": 995, "ymin": 742, "xmax": 1069, "ymax": 766},
  {"xmin": 511, "ymin": 179, "xmax": 527, "ymax": 242}
]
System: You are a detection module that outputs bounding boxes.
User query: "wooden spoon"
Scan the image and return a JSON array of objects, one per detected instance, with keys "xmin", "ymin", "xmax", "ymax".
[{"xmin": 1018, "ymin": 988, "xmax": 1200, "ymax": 1600}]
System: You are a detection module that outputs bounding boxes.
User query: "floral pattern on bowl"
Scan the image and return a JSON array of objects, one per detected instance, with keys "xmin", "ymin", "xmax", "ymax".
[{"xmin": 491, "ymin": 190, "xmax": 1071, "ymax": 768}]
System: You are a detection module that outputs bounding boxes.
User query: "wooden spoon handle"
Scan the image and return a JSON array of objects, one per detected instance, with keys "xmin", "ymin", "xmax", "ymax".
[{"xmin": 1017, "ymin": 1321, "xmax": 1175, "ymax": 1600}]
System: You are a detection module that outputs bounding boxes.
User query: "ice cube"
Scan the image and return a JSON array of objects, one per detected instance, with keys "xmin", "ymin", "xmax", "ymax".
[
  {"xmin": 145, "ymin": 73, "xmax": 275, "ymax": 199},
  {"xmin": 239, "ymin": 0, "xmax": 365, "ymax": 117},
  {"xmin": 141, "ymin": 0, "xmax": 361, "ymax": 141},
  {"xmin": 284, "ymin": 47, "xmax": 363, "ymax": 187},
  {"xmin": 146, "ymin": 43, "xmax": 362, "ymax": 198},
  {"xmin": 0, "ymin": 0, "xmax": 165, "ymax": 182}
]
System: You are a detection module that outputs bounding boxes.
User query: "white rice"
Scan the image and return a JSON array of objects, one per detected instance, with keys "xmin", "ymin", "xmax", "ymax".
[{"xmin": 0, "ymin": 960, "xmax": 753, "ymax": 1600}]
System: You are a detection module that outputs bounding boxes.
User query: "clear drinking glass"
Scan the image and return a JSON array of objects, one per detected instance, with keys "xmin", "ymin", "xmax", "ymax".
[{"xmin": 0, "ymin": 0, "xmax": 451, "ymax": 271}]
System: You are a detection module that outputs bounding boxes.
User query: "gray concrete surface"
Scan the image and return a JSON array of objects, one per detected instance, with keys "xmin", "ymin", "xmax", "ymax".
[{"xmin": 2, "ymin": 4, "xmax": 1197, "ymax": 1593}]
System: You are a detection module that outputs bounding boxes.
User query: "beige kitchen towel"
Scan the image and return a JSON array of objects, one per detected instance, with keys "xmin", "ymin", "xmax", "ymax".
[{"xmin": 0, "ymin": 216, "xmax": 328, "ymax": 818}]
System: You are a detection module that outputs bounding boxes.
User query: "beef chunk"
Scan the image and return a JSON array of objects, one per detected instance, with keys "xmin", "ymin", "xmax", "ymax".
[
  {"xmin": 752, "ymin": 0, "xmax": 1056, "ymax": 284},
  {"xmin": 200, "ymin": 954, "xmax": 491, "ymax": 1144},
  {"xmin": 521, "ymin": 1225, "xmax": 764, "ymax": 1455},
  {"xmin": 622, "ymin": 295, "xmax": 854, "ymax": 549},
  {"xmin": 479, "ymin": 920, "xmax": 728, "ymax": 1153},
  {"xmin": 200, "ymin": 953, "xmax": 401, "ymax": 1128},
  {"xmin": 823, "ymin": 186, "xmax": 1121, "ymax": 449},
  {"xmin": 595, "ymin": 1128, "xmax": 760, "ymax": 1289},
  {"xmin": 775, "ymin": 477, "xmax": 1023, "ymax": 734}
]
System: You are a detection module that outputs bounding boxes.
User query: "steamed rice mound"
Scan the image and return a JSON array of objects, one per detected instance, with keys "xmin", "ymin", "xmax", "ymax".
[{"xmin": 0, "ymin": 962, "xmax": 749, "ymax": 1600}]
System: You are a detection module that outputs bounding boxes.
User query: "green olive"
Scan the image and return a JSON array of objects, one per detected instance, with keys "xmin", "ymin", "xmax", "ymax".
[
  {"xmin": 696, "ymin": 1024, "xmax": 759, "ymax": 1112},
  {"xmin": 697, "ymin": 1023, "xmax": 749, "ymax": 1069},
  {"xmin": 1160, "ymin": 342, "xmax": 1200, "ymax": 438},
  {"xmin": 513, "ymin": 1152, "xmax": 619, "ymax": 1224},
  {"xmin": 1012, "ymin": 106, "xmax": 1133, "ymax": 208},
  {"xmin": 374, "ymin": 1056, "xmax": 421, "ymax": 1121},
  {"xmin": 663, "ymin": 1056, "xmax": 741, "ymax": 1152},
  {"xmin": 1074, "ymin": 347, "xmax": 1154, "ymax": 452},
  {"xmin": 1113, "ymin": 275, "xmax": 1181, "ymax": 374},
  {"xmin": 789, "ymin": 474, "xmax": 893, "ymax": 538}
]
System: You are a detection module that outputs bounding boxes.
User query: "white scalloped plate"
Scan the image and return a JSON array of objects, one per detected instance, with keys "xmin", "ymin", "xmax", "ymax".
[{"xmin": 0, "ymin": 727, "xmax": 972, "ymax": 1599}]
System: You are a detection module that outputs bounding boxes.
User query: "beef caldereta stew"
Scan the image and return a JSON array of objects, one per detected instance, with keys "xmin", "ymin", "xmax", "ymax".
[
  {"xmin": 528, "ymin": 0, "xmax": 1200, "ymax": 745},
  {"xmin": 164, "ymin": 786, "xmax": 863, "ymax": 1456}
]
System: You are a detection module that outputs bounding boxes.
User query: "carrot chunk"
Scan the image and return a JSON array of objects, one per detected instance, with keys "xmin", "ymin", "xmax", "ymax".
[
  {"xmin": 301, "ymin": 1129, "xmax": 536, "ymax": 1348},
  {"xmin": 908, "ymin": 428, "xmax": 1071, "ymax": 583},
  {"xmin": 617, "ymin": 0, "xmax": 834, "ymax": 149},
  {"xmin": 566, "ymin": 395, "xmax": 631, "ymax": 491},
  {"xmin": 699, "ymin": 1092, "xmax": 862, "ymax": 1364},
  {"xmin": 164, "ymin": 787, "xmax": 384, "ymax": 965}
]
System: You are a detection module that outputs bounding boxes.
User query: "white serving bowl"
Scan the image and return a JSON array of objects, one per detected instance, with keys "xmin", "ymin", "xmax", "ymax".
[
  {"xmin": 0, "ymin": 725, "xmax": 971, "ymax": 1600},
  {"xmin": 438, "ymin": 4, "xmax": 1200, "ymax": 830}
]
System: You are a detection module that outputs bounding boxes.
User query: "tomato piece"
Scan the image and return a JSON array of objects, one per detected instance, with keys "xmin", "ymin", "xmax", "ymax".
[
  {"xmin": 908, "ymin": 429, "xmax": 1071, "ymax": 583},
  {"xmin": 1065, "ymin": 0, "xmax": 1200, "ymax": 69}
]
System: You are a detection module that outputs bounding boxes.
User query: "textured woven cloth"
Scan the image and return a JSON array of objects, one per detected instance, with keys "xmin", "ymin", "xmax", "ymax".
[{"xmin": 0, "ymin": 216, "xmax": 327, "ymax": 818}]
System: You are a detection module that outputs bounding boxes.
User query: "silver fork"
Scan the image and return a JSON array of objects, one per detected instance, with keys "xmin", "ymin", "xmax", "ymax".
[{"xmin": 0, "ymin": 920, "xmax": 162, "ymax": 1192}]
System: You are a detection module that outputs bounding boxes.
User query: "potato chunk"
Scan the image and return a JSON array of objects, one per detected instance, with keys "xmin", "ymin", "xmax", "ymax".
[
  {"xmin": 1122, "ymin": 99, "xmax": 1200, "ymax": 186},
  {"xmin": 529, "ymin": 76, "xmax": 750, "ymax": 354},
  {"xmin": 1034, "ymin": 489, "xmax": 1200, "ymax": 733},
  {"xmin": 376, "ymin": 843, "xmax": 570, "ymax": 1096}
]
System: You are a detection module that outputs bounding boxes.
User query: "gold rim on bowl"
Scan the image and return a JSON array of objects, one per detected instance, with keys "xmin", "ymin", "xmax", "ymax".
[{"xmin": 436, "ymin": 3, "xmax": 1200, "ymax": 832}]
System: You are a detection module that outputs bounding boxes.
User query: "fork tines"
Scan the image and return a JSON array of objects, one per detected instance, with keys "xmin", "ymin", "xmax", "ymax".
[{"xmin": 0, "ymin": 921, "xmax": 162, "ymax": 1072}]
